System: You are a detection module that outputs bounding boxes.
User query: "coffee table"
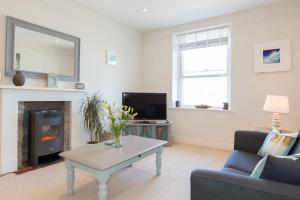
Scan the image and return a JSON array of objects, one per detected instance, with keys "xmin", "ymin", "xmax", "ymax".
[{"xmin": 59, "ymin": 135, "xmax": 167, "ymax": 200}]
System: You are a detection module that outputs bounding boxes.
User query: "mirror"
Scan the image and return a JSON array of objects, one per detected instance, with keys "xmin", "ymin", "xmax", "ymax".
[
  {"xmin": 6, "ymin": 17, "xmax": 80, "ymax": 82},
  {"xmin": 14, "ymin": 27, "xmax": 75, "ymax": 76}
]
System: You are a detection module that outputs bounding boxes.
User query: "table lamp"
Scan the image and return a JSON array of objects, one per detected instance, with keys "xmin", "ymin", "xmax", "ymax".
[{"xmin": 263, "ymin": 95, "xmax": 289, "ymax": 129}]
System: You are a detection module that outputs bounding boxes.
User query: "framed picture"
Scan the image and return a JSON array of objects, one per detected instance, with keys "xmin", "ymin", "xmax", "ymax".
[
  {"xmin": 106, "ymin": 50, "xmax": 117, "ymax": 66},
  {"xmin": 254, "ymin": 39, "xmax": 291, "ymax": 73}
]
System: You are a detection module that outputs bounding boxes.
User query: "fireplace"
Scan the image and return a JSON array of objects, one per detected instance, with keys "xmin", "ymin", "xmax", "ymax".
[
  {"xmin": 17, "ymin": 101, "xmax": 71, "ymax": 170},
  {"xmin": 29, "ymin": 110, "xmax": 64, "ymax": 167},
  {"xmin": 0, "ymin": 87, "xmax": 84, "ymax": 175}
]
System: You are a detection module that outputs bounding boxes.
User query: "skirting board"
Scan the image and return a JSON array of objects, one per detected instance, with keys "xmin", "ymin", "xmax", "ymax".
[{"xmin": 174, "ymin": 135, "xmax": 233, "ymax": 151}]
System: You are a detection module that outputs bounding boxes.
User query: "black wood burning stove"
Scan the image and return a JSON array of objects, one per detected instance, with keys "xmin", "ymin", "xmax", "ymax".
[{"xmin": 29, "ymin": 110, "xmax": 64, "ymax": 167}]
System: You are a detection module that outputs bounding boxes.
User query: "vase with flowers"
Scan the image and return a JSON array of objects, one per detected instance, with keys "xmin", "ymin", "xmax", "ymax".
[{"xmin": 104, "ymin": 103, "xmax": 137, "ymax": 148}]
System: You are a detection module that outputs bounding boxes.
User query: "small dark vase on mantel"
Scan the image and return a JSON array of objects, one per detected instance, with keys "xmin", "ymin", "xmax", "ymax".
[{"xmin": 13, "ymin": 70, "xmax": 25, "ymax": 86}]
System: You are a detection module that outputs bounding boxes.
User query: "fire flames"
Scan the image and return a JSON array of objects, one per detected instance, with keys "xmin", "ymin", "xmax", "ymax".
[{"xmin": 41, "ymin": 135, "xmax": 57, "ymax": 142}]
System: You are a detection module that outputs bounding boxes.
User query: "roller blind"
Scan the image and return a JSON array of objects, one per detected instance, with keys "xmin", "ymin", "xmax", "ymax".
[{"xmin": 177, "ymin": 26, "xmax": 229, "ymax": 51}]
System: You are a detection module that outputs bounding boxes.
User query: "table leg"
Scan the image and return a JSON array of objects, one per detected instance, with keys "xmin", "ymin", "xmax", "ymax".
[
  {"xmin": 65, "ymin": 161, "xmax": 75, "ymax": 196},
  {"xmin": 97, "ymin": 173, "xmax": 110, "ymax": 200},
  {"xmin": 156, "ymin": 147, "xmax": 162, "ymax": 176}
]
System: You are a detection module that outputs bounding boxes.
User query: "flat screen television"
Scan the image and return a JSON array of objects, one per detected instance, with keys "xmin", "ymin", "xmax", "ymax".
[{"xmin": 122, "ymin": 92, "xmax": 167, "ymax": 120}]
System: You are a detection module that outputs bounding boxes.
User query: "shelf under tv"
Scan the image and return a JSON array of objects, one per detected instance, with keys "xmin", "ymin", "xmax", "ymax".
[
  {"xmin": 125, "ymin": 120, "xmax": 173, "ymax": 146},
  {"xmin": 128, "ymin": 120, "xmax": 171, "ymax": 125}
]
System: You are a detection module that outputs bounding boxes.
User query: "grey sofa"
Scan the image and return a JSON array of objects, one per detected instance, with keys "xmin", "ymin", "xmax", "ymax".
[{"xmin": 191, "ymin": 130, "xmax": 300, "ymax": 200}]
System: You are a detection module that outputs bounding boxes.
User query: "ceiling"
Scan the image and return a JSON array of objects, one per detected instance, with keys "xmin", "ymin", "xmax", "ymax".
[{"xmin": 73, "ymin": 0, "xmax": 288, "ymax": 32}]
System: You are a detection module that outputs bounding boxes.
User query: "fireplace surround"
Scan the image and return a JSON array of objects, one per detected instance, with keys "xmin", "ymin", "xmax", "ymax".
[{"xmin": 0, "ymin": 86, "xmax": 85, "ymax": 175}]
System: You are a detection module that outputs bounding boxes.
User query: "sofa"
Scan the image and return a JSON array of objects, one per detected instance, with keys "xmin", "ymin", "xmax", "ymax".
[{"xmin": 191, "ymin": 130, "xmax": 300, "ymax": 200}]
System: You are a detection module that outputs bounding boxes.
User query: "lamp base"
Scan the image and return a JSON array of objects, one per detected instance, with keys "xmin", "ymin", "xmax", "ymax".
[{"xmin": 272, "ymin": 112, "xmax": 280, "ymax": 129}]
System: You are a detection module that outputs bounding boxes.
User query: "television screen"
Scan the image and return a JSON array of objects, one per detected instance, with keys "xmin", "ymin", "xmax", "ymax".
[{"xmin": 122, "ymin": 93, "xmax": 167, "ymax": 120}]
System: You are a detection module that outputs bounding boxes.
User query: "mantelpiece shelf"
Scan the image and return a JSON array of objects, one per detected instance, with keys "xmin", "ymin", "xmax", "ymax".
[{"xmin": 0, "ymin": 85, "xmax": 86, "ymax": 92}]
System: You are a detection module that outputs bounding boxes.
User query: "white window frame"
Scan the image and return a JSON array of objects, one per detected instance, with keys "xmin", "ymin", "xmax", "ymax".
[{"xmin": 173, "ymin": 24, "xmax": 232, "ymax": 109}]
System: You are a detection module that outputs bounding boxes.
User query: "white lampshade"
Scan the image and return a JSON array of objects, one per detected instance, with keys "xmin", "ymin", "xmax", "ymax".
[{"xmin": 263, "ymin": 95, "xmax": 290, "ymax": 114}]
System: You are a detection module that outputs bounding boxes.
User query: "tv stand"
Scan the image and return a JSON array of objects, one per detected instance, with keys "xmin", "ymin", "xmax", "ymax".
[
  {"xmin": 124, "ymin": 120, "xmax": 172, "ymax": 146},
  {"xmin": 131, "ymin": 120, "xmax": 170, "ymax": 124}
]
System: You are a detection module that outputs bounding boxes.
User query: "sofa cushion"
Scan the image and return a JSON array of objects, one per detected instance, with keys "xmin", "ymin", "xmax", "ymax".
[
  {"xmin": 250, "ymin": 156, "xmax": 267, "ymax": 178},
  {"xmin": 258, "ymin": 129, "xmax": 298, "ymax": 157},
  {"xmin": 224, "ymin": 150, "xmax": 262, "ymax": 173},
  {"xmin": 261, "ymin": 155, "xmax": 300, "ymax": 186},
  {"xmin": 222, "ymin": 167, "xmax": 250, "ymax": 176},
  {"xmin": 251, "ymin": 154, "xmax": 300, "ymax": 178}
]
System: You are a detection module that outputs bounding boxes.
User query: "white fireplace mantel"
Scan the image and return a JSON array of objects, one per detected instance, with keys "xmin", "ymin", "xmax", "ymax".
[
  {"xmin": 0, "ymin": 85, "xmax": 86, "ymax": 92},
  {"xmin": 0, "ymin": 86, "xmax": 86, "ymax": 174}
]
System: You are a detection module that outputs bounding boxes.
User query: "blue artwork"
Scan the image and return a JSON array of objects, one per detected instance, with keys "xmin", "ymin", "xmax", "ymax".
[{"xmin": 263, "ymin": 48, "xmax": 280, "ymax": 64}]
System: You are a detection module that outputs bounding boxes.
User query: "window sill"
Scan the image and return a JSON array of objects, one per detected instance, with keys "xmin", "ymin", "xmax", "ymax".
[{"xmin": 169, "ymin": 106, "xmax": 235, "ymax": 112}]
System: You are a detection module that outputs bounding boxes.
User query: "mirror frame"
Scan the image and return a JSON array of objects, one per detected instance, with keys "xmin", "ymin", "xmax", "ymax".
[{"xmin": 5, "ymin": 16, "xmax": 80, "ymax": 82}]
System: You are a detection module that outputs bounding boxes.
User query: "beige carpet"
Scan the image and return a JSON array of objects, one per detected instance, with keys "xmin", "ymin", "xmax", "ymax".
[{"xmin": 0, "ymin": 143, "xmax": 230, "ymax": 200}]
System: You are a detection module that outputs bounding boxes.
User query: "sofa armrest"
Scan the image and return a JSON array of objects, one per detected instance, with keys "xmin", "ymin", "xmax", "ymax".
[
  {"xmin": 191, "ymin": 169, "xmax": 300, "ymax": 200},
  {"xmin": 234, "ymin": 130, "xmax": 268, "ymax": 154}
]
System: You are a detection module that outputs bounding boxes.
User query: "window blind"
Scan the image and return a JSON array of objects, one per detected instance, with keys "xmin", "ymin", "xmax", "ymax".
[{"xmin": 178, "ymin": 26, "xmax": 229, "ymax": 51}]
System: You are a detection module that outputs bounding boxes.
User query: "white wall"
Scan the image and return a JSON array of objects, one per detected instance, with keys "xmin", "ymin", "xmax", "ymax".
[
  {"xmin": 142, "ymin": 1, "xmax": 300, "ymax": 150},
  {"xmin": 0, "ymin": 0, "xmax": 142, "ymax": 103}
]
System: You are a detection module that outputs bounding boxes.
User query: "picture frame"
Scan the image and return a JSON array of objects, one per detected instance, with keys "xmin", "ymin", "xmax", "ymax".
[
  {"xmin": 106, "ymin": 50, "xmax": 117, "ymax": 66},
  {"xmin": 254, "ymin": 39, "xmax": 291, "ymax": 73}
]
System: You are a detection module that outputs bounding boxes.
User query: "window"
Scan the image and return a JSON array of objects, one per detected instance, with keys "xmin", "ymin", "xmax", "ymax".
[{"xmin": 174, "ymin": 26, "xmax": 230, "ymax": 108}]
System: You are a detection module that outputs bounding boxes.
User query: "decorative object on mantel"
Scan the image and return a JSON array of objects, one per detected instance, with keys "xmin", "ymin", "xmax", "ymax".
[
  {"xmin": 195, "ymin": 104, "xmax": 210, "ymax": 109},
  {"xmin": 106, "ymin": 50, "xmax": 117, "ymax": 66},
  {"xmin": 75, "ymin": 82, "xmax": 85, "ymax": 90},
  {"xmin": 47, "ymin": 73, "xmax": 58, "ymax": 87},
  {"xmin": 80, "ymin": 93, "xmax": 105, "ymax": 144},
  {"xmin": 104, "ymin": 102, "xmax": 137, "ymax": 148},
  {"xmin": 263, "ymin": 95, "xmax": 290, "ymax": 129},
  {"xmin": 254, "ymin": 39, "xmax": 291, "ymax": 73},
  {"xmin": 13, "ymin": 53, "xmax": 25, "ymax": 86},
  {"xmin": 13, "ymin": 71, "xmax": 25, "ymax": 86}
]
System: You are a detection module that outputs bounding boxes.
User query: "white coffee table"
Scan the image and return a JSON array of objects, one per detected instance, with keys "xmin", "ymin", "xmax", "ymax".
[{"xmin": 59, "ymin": 135, "xmax": 167, "ymax": 200}]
